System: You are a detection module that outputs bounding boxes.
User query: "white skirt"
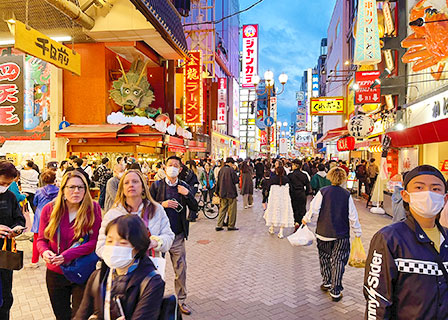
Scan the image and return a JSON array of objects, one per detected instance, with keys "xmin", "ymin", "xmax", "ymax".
[{"xmin": 263, "ymin": 184, "xmax": 295, "ymax": 227}]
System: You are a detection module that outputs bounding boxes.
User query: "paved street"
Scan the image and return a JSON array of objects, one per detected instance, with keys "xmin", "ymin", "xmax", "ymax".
[{"xmin": 11, "ymin": 190, "xmax": 390, "ymax": 320}]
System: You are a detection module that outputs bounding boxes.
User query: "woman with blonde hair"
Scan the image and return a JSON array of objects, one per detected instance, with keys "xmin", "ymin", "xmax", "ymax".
[
  {"xmin": 96, "ymin": 169, "xmax": 174, "ymax": 264},
  {"xmin": 37, "ymin": 170, "xmax": 102, "ymax": 320},
  {"xmin": 302, "ymin": 167, "xmax": 362, "ymax": 302}
]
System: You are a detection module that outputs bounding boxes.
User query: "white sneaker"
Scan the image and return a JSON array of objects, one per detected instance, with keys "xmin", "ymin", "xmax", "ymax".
[
  {"xmin": 244, "ymin": 206, "xmax": 248, "ymax": 209},
  {"xmin": 278, "ymin": 232, "xmax": 284, "ymax": 239},
  {"xmin": 268, "ymin": 226, "xmax": 275, "ymax": 234},
  {"xmin": 248, "ymin": 204, "xmax": 253, "ymax": 208}
]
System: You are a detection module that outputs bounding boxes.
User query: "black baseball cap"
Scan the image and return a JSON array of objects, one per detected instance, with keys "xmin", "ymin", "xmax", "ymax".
[{"xmin": 403, "ymin": 165, "xmax": 447, "ymax": 191}]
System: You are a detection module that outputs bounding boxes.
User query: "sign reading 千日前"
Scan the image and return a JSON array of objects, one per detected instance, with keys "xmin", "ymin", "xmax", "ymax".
[
  {"xmin": 242, "ymin": 24, "xmax": 258, "ymax": 88},
  {"xmin": 354, "ymin": 0, "xmax": 381, "ymax": 65},
  {"xmin": 217, "ymin": 78, "xmax": 227, "ymax": 124},
  {"xmin": 0, "ymin": 55, "xmax": 23, "ymax": 130},
  {"xmin": 184, "ymin": 51, "xmax": 203, "ymax": 126},
  {"xmin": 14, "ymin": 21, "xmax": 81, "ymax": 76},
  {"xmin": 310, "ymin": 97, "xmax": 345, "ymax": 115}
]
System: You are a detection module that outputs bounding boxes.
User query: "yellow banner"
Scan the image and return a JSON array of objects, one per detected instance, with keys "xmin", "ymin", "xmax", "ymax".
[
  {"xmin": 14, "ymin": 21, "xmax": 81, "ymax": 76},
  {"xmin": 310, "ymin": 97, "xmax": 345, "ymax": 115}
]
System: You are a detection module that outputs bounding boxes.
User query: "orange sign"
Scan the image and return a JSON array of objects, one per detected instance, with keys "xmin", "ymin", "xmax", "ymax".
[
  {"xmin": 183, "ymin": 51, "xmax": 203, "ymax": 126},
  {"xmin": 441, "ymin": 160, "xmax": 448, "ymax": 172}
]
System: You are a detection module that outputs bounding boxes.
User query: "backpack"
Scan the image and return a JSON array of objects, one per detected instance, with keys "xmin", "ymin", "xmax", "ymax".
[
  {"xmin": 356, "ymin": 165, "xmax": 366, "ymax": 179},
  {"xmin": 92, "ymin": 167, "xmax": 100, "ymax": 182}
]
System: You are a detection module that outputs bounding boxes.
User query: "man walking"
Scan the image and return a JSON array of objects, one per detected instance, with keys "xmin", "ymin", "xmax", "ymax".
[
  {"xmin": 367, "ymin": 158, "xmax": 379, "ymax": 193},
  {"xmin": 356, "ymin": 159, "xmax": 370, "ymax": 196},
  {"xmin": 288, "ymin": 159, "xmax": 311, "ymax": 228},
  {"xmin": 80, "ymin": 157, "xmax": 93, "ymax": 181},
  {"xmin": 150, "ymin": 156, "xmax": 198, "ymax": 315},
  {"xmin": 215, "ymin": 157, "xmax": 239, "ymax": 231},
  {"xmin": 104, "ymin": 164, "xmax": 125, "ymax": 212},
  {"xmin": 254, "ymin": 158, "xmax": 264, "ymax": 189}
]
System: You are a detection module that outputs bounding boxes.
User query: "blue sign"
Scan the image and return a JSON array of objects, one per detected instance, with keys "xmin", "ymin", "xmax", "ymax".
[
  {"xmin": 264, "ymin": 116, "xmax": 274, "ymax": 127},
  {"xmin": 256, "ymin": 80, "xmax": 267, "ymax": 130}
]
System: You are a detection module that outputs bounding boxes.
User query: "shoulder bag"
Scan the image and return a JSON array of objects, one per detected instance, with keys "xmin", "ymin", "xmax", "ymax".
[{"xmin": 0, "ymin": 238, "xmax": 23, "ymax": 270}]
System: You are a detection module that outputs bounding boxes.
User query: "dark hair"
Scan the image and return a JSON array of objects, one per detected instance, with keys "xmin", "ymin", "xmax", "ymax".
[
  {"xmin": 105, "ymin": 215, "xmax": 150, "ymax": 259},
  {"xmin": 156, "ymin": 162, "xmax": 163, "ymax": 169},
  {"xmin": 73, "ymin": 158, "xmax": 83, "ymax": 167},
  {"xmin": 318, "ymin": 164, "xmax": 325, "ymax": 171},
  {"xmin": 68, "ymin": 155, "xmax": 78, "ymax": 160},
  {"xmin": 129, "ymin": 163, "xmax": 141, "ymax": 171},
  {"xmin": 26, "ymin": 160, "xmax": 34, "ymax": 168},
  {"xmin": 275, "ymin": 164, "xmax": 285, "ymax": 185},
  {"xmin": 41, "ymin": 170, "xmax": 56, "ymax": 185},
  {"xmin": 166, "ymin": 156, "xmax": 182, "ymax": 165},
  {"xmin": 101, "ymin": 157, "xmax": 109, "ymax": 165},
  {"xmin": 117, "ymin": 156, "xmax": 123, "ymax": 164},
  {"xmin": 0, "ymin": 161, "xmax": 18, "ymax": 179},
  {"xmin": 370, "ymin": 158, "xmax": 375, "ymax": 163},
  {"xmin": 60, "ymin": 160, "xmax": 68, "ymax": 169},
  {"xmin": 241, "ymin": 161, "xmax": 250, "ymax": 173}
]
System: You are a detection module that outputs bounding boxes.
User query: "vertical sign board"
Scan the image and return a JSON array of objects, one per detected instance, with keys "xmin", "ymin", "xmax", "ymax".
[
  {"xmin": 217, "ymin": 78, "xmax": 227, "ymax": 124},
  {"xmin": 354, "ymin": 0, "xmax": 381, "ymax": 65},
  {"xmin": 0, "ymin": 55, "xmax": 23, "ymax": 130},
  {"xmin": 184, "ymin": 51, "xmax": 203, "ymax": 126},
  {"xmin": 255, "ymin": 81, "xmax": 267, "ymax": 130},
  {"xmin": 232, "ymin": 78, "xmax": 240, "ymax": 138},
  {"xmin": 312, "ymin": 74, "xmax": 319, "ymax": 97},
  {"xmin": 355, "ymin": 71, "xmax": 381, "ymax": 104},
  {"xmin": 279, "ymin": 138, "xmax": 287, "ymax": 154},
  {"xmin": 242, "ymin": 25, "xmax": 258, "ymax": 88}
]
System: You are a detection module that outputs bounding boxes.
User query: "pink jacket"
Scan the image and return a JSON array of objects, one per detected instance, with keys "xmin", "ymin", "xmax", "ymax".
[{"xmin": 37, "ymin": 201, "xmax": 102, "ymax": 274}]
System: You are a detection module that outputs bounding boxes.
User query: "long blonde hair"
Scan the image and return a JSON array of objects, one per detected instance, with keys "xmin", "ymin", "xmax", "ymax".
[
  {"xmin": 113, "ymin": 169, "xmax": 157, "ymax": 220},
  {"xmin": 44, "ymin": 170, "xmax": 95, "ymax": 241}
]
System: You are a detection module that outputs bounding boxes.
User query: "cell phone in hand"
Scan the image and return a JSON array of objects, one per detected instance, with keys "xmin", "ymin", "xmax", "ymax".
[{"xmin": 171, "ymin": 199, "xmax": 184, "ymax": 213}]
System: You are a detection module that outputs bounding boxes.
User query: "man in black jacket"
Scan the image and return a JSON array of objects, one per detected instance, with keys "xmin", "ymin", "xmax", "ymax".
[
  {"xmin": 215, "ymin": 157, "xmax": 239, "ymax": 231},
  {"xmin": 0, "ymin": 161, "xmax": 26, "ymax": 319},
  {"xmin": 254, "ymin": 159, "xmax": 264, "ymax": 189},
  {"xmin": 149, "ymin": 156, "xmax": 198, "ymax": 316},
  {"xmin": 288, "ymin": 159, "xmax": 311, "ymax": 227}
]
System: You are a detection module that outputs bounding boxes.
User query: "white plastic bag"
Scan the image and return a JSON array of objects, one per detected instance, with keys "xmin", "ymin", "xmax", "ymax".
[
  {"xmin": 287, "ymin": 225, "xmax": 316, "ymax": 246},
  {"xmin": 149, "ymin": 256, "xmax": 166, "ymax": 280}
]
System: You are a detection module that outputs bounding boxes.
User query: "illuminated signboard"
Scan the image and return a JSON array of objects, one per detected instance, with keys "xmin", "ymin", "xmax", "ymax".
[
  {"xmin": 0, "ymin": 56, "xmax": 23, "ymax": 129},
  {"xmin": 242, "ymin": 24, "xmax": 258, "ymax": 88},
  {"xmin": 354, "ymin": 0, "xmax": 381, "ymax": 65},
  {"xmin": 312, "ymin": 74, "xmax": 319, "ymax": 97},
  {"xmin": 183, "ymin": 50, "xmax": 203, "ymax": 126},
  {"xmin": 310, "ymin": 97, "xmax": 345, "ymax": 115},
  {"xmin": 217, "ymin": 78, "xmax": 226, "ymax": 124}
]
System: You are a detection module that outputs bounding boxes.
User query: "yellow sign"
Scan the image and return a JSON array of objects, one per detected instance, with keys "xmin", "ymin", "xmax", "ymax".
[
  {"xmin": 310, "ymin": 97, "xmax": 345, "ymax": 115},
  {"xmin": 14, "ymin": 21, "xmax": 81, "ymax": 76}
]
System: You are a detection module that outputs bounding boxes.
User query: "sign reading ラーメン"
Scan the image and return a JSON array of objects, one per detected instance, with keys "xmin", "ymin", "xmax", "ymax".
[{"xmin": 14, "ymin": 20, "xmax": 81, "ymax": 76}]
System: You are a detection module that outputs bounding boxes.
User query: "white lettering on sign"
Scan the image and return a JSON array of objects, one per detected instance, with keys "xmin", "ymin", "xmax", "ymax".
[{"xmin": 242, "ymin": 25, "xmax": 258, "ymax": 88}]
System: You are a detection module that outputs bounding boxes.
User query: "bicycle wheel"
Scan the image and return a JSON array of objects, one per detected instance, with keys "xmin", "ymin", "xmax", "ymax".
[{"xmin": 203, "ymin": 203, "xmax": 219, "ymax": 219}]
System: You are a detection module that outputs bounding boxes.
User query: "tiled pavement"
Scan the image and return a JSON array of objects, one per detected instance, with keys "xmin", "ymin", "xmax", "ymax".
[{"xmin": 11, "ymin": 190, "xmax": 390, "ymax": 320}]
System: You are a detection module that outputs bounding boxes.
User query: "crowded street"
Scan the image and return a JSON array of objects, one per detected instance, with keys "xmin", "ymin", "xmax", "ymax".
[{"xmin": 11, "ymin": 190, "xmax": 389, "ymax": 320}]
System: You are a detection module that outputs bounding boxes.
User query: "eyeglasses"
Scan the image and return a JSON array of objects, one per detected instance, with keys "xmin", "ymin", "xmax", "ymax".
[{"xmin": 65, "ymin": 185, "xmax": 86, "ymax": 192}]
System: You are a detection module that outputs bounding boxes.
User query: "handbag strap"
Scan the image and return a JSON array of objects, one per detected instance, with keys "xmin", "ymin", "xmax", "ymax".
[{"xmin": 57, "ymin": 227, "xmax": 60, "ymax": 255}]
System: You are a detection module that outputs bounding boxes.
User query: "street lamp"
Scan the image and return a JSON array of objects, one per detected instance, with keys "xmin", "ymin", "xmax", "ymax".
[{"xmin": 253, "ymin": 70, "xmax": 288, "ymax": 160}]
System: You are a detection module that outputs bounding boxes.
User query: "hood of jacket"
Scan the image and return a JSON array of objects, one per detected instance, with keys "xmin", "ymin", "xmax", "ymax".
[
  {"xmin": 317, "ymin": 171, "xmax": 326, "ymax": 178},
  {"xmin": 40, "ymin": 184, "xmax": 59, "ymax": 201}
]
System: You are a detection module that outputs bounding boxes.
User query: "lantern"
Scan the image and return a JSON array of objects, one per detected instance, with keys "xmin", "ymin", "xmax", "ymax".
[
  {"xmin": 337, "ymin": 136, "xmax": 356, "ymax": 151},
  {"xmin": 348, "ymin": 115, "xmax": 374, "ymax": 138}
]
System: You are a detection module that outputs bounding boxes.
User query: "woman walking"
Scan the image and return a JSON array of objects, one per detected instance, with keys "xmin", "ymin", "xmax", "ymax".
[
  {"xmin": 37, "ymin": 170, "xmax": 102, "ymax": 320},
  {"xmin": 20, "ymin": 160, "xmax": 39, "ymax": 211},
  {"xmin": 302, "ymin": 167, "xmax": 362, "ymax": 302},
  {"xmin": 29, "ymin": 170, "xmax": 59, "ymax": 268},
  {"xmin": 200, "ymin": 162, "xmax": 216, "ymax": 205},
  {"xmin": 56, "ymin": 160, "xmax": 68, "ymax": 187},
  {"xmin": 263, "ymin": 163, "xmax": 294, "ymax": 238},
  {"xmin": 76, "ymin": 215, "xmax": 165, "ymax": 320},
  {"xmin": 240, "ymin": 161, "xmax": 254, "ymax": 209}
]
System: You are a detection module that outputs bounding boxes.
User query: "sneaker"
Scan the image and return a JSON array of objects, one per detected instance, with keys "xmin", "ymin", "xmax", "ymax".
[
  {"xmin": 330, "ymin": 291, "xmax": 343, "ymax": 302},
  {"xmin": 215, "ymin": 227, "xmax": 224, "ymax": 231},
  {"xmin": 179, "ymin": 303, "xmax": 192, "ymax": 315},
  {"xmin": 268, "ymin": 226, "xmax": 275, "ymax": 235},
  {"xmin": 244, "ymin": 206, "xmax": 248, "ymax": 209},
  {"xmin": 248, "ymin": 204, "xmax": 253, "ymax": 208},
  {"xmin": 277, "ymin": 232, "xmax": 284, "ymax": 239},
  {"xmin": 320, "ymin": 284, "xmax": 331, "ymax": 292}
]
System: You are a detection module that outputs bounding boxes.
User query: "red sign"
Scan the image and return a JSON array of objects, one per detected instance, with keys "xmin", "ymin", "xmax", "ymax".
[
  {"xmin": 183, "ymin": 51, "xmax": 203, "ymax": 126},
  {"xmin": 260, "ymin": 130, "xmax": 267, "ymax": 146},
  {"xmin": 355, "ymin": 71, "xmax": 381, "ymax": 104},
  {"xmin": 0, "ymin": 56, "xmax": 23, "ymax": 128},
  {"xmin": 217, "ymin": 78, "xmax": 226, "ymax": 124},
  {"xmin": 242, "ymin": 25, "xmax": 258, "ymax": 88},
  {"xmin": 337, "ymin": 136, "xmax": 356, "ymax": 151},
  {"xmin": 442, "ymin": 160, "xmax": 448, "ymax": 172}
]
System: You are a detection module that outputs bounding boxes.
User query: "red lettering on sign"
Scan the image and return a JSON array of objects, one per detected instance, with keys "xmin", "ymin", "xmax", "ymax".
[
  {"xmin": 0, "ymin": 63, "xmax": 20, "ymax": 82},
  {"xmin": 0, "ymin": 106, "xmax": 20, "ymax": 125}
]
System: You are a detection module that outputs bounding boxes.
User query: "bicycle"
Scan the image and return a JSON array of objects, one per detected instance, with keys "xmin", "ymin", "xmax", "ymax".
[{"xmin": 197, "ymin": 189, "xmax": 219, "ymax": 219}]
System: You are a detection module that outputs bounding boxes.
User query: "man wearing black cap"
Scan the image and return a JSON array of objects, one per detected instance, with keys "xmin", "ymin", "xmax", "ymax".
[
  {"xmin": 364, "ymin": 165, "xmax": 448, "ymax": 319},
  {"xmin": 215, "ymin": 157, "xmax": 239, "ymax": 231}
]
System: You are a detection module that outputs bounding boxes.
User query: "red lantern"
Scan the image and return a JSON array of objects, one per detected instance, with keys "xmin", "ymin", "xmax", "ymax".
[{"xmin": 337, "ymin": 136, "xmax": 356, "ymax": 151}]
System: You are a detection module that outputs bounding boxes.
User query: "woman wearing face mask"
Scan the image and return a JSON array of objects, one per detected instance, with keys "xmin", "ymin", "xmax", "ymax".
[
  {"xmin": 363, "ymin": 165, "xmax": 448, "ymax": 319},
  {"xmin": 37, "ymin": 171, "xmax": 102, "ymax": 320},
  {"xmin": 96, "ymin": 170, "xmax": 174, "ymax": 265},
  {"xmin": 76, "ymin": 215, "xmax": 164, "ymax": 320}
]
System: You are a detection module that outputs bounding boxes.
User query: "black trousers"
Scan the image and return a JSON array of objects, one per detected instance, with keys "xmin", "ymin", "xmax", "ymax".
[
  {"xmin": 290, "ymin": 191, "xmax": 307, "ymax": 224},
  {"xmin": 255, "ymin": 175, "xmax": 262, "ymax": 188},
  {"xmin": 0, "ymin": 269, "xmax": 13, "ymax": 320},
  {"xmin": 46, "ymin": 269, "xmax": 85, "ymax": 320}
]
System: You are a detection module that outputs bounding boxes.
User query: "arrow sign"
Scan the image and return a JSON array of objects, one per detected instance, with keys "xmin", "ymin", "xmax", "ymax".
[{"xmin": 355, "ymin": 71, "xmax": 381, "ymax": 104}]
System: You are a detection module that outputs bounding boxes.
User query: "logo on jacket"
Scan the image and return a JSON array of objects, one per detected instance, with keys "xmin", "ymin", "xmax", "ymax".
[{"xmin": 366, "ymin": 250, "xmax": 389, "ymax": 319}]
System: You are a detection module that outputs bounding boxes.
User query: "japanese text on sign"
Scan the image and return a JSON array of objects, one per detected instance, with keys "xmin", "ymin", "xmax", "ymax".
[
  {"xmin": 355, "ymin": 71, "xmax": 381, "ymax": 104},
  {"xmin": 354, "ymin": 0, "xmax": 381, "ymax": 65},
  {"xmin": 217, "ymin": 78, "xmax": 227, "ymax": 124},
  {"xmin": 310, "ymin": 97, "xmax": 345, "ymax": 115},
  {"xmin": 0, "ymin": 56, "xmax": 23, "ymax": 128},
  {"xmin": 183, "ymin": 51, "xmax": 203, "ymax": 126},
  {"xmin": 242, "ymin": 25, "xmax": 258, "ymax": 88},
  {"xmin": 14, "ymin": 20, "xmax": 81, "ymax": 75}
]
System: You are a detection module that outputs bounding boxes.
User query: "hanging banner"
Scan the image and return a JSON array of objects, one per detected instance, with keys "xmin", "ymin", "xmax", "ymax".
[
  {"xmin": 255, "ymin": 80, "xmax": 267, "ymax": 130},
  {"xmin": 183, "ymin": 50, "xmax": 203, "ymax": 126},
  {"xmin": 310, "ymin": 97, "xmax": 344, "ymax": 115},
  {"xmin": 295, "ymin": 131, "xmax": 312, "ymax": 147},
  {"xmin": 0, "ymin": 55, "xmax": 23, "ymax": 130},
  {"xmin": 242, "ymin": 24, "xmax": 258, "ymax": 88},
  {"xmin": 354, "ymin": 0, "xmax": 381, "ymax": 65},
  {"xmin": 355, "ymin": 71, "xmax": 381, "ymax": 104},
  {"xmin": 217, "ymin": 78, "xmax": 226, "ymax": 124},
  {"xmin": 279, "ymin": 137, "xmax": 288, "ymax": 154},
  {"xmin": 14, "ymin": 21, "xmax": 81, "ymax": 76}
]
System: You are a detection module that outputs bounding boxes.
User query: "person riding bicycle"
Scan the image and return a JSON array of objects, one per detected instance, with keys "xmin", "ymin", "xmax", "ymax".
[{"xmin": 199, "ymin": 163, "xmax": 215, "ymax": 211}]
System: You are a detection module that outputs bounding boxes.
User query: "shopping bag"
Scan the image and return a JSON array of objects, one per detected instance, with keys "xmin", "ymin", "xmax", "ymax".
[
  {"xmin": 149, "ymin": 256, "xmax": 167, "ymax": 280},
  {"xmin": 287, "ymin": 225, "xmax": 316, "ymax": 246},
  {"xmin": 212, "ymin": 195, "xmax": 221, "ymax": 205},
  {"xmin": 0, "ymin": 238, "xmax": 23, "ymax": 270},
  {"xmin": 348, "ymin": 237, "xmax": 366, "ymax": 268}
]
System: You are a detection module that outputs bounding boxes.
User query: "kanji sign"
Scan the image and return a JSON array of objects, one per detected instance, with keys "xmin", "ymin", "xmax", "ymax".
[
  {"xmin": 183, "ymin": 51, "xmax": 203, "ymax": 126},
  {"xmin": 242, "ymin": 25, "xmax": 258, "ymax": 88},
  {"xmin": 0, "ymin": 55, "xmax": 23, "ymax": 130},
  {"xmin": 337, "ymin": 136, "xmax": 356, "ymax": 151},
  {"xmin": 217, "ymin": 78, "xmax": 227, "ymax": 124},
  {"xmin": 310, "ymin": 97, "xmax": 344, "ymax": 115},
  {"xmin": 295, "ymin": 131, "xmax": 312, "ymax": 147},
  {"xmin": 355, "ymin": 71, "xmax": 381, "ymax": 104},
  {"xmin": 441, "ymin": 160, "xmax": 448, "ymax": 172},
  {"xmin": 14, "ymin": 21, "xmax": 81, "ymax": 76},
  {"xmin": 354, "ymin": 0, "xmax": 381, "ymax": 65}
]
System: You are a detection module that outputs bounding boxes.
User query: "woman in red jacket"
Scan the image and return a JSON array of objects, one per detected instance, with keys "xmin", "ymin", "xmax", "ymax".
[{"xmin": 37, "ymin": 170, "xmax": 102, "ymax": 320}]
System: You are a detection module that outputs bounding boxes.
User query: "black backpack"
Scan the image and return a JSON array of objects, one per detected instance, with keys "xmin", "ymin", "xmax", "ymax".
[{"xmin": 92, "ymin": 167, "xmax": 100, "ymax": 182}]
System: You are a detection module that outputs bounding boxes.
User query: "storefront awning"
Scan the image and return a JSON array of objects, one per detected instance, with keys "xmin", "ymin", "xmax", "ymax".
[
  {"xmin": 316, "ymin": 126, "xmax": 348, "ymax": 144},
  {"xmin": 56, "ymin": 125, "xmax": 129, "ymax": 139},
  {"xmin": 0, "ymin": 140, "xmax": 50, "ymax": 154},
  {"xmin": 387, "ymin": 118, "xmax": 448, "ymax": 148}
]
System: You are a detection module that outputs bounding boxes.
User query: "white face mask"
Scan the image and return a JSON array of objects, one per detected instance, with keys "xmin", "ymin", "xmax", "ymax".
[
  {"xmin": 408, "ymin": 191, "xmax": 446, "ymax": 218},
  {"xmin": 166, "ymin": 166, "xmax": 179, "ymax": 178},
  {"xmin": 0, "ymin": 185, "xmax": 10, "ymax": 194},
  {"xmin": 117, "ymin": 172, "xmax": 124, "ymax": 179},
  {"xmin": 102, "ymin": 245, "xmax": 134, "ymax": 269}
]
